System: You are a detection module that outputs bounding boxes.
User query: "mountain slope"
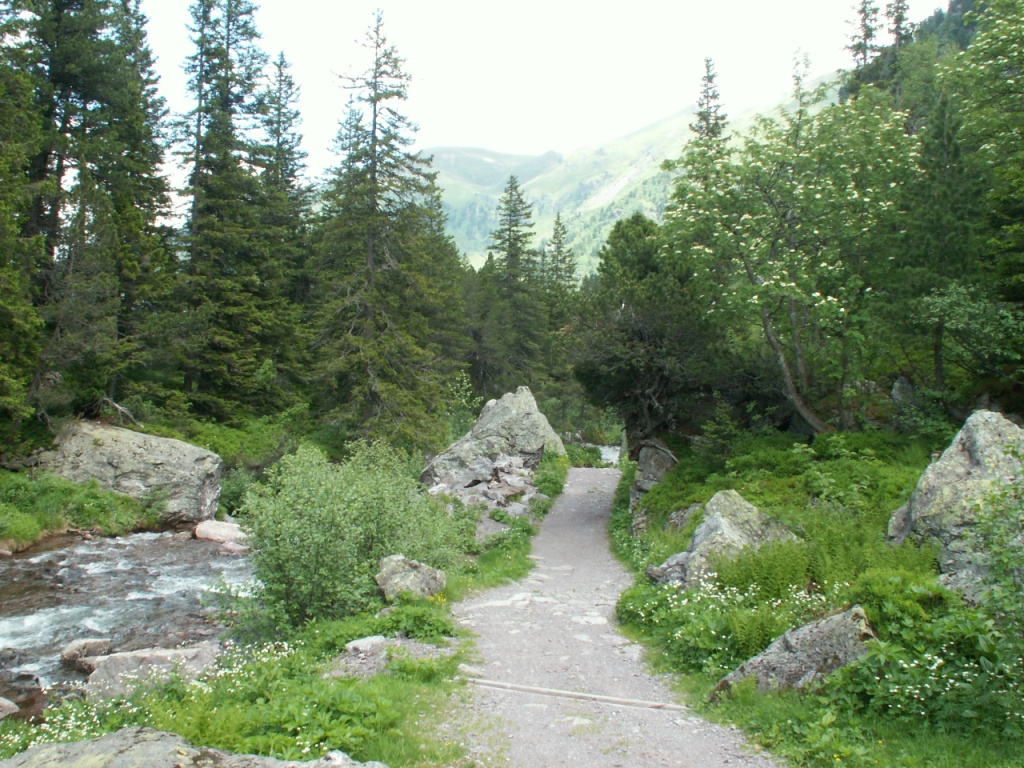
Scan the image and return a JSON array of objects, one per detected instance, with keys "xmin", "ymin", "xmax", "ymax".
[{"xmin": 428, "ymin": 106, "xmax": 698, "ymax": 273}]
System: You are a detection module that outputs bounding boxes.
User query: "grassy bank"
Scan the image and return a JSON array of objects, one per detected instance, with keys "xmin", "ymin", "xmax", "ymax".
[
  {"xmin": 611, "ymin": 430, "xmax": 1024, "ymax": 768},
  {"xmin": 0, "ymin": 471, "xmax": 158, "ymax": 552}
]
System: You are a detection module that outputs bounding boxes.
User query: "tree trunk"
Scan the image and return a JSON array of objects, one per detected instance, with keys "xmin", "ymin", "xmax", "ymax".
[{"xmin": 760, "ymin": 308, "xmax": 832, "ymax": 434}]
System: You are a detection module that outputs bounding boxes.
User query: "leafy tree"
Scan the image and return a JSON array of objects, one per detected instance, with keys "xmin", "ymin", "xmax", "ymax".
[
  {"xmin": 311, "ymin": 11, "xmax": 466, "ymax": 449},
  {"xmin": 666, "ymin": 71, "xmax": 919, "ymax": 432}
]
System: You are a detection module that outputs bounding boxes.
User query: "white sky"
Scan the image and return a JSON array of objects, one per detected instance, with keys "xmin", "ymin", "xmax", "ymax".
[{"xmin": 139, "ymin": 0, "xmax": 942, "ymax": 177}]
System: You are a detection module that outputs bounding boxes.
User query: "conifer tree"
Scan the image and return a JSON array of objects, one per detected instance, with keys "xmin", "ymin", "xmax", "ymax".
[
  {"xmin": 886, "ymin": 0, "xmax": 913, "ymax": 47},
  {"xmin": 690, "ymin": 57, "xmax": 728, "ymax": 141},
  {"xmin": 312, "ymin": 11, "xmax": 466, "ymax": 449},
  {"xmin": 5, "ymin": 0, "xmax": 171, "ymax": 419},
  {"xmin": 177, "ymin": 0, "xmax": 299, "ymax": 417},
  {"xmin": 849, "ymin": 0, "xmax": 882, "ymax": 68}
]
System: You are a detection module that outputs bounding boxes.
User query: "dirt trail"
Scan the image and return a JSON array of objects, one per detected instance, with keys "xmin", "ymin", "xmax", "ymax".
[{"xmin": 450, "ymin": 467, "xmax": 783, "ymax": 768}]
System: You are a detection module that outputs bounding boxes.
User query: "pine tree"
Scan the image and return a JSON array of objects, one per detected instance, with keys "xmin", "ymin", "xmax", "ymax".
[
  {"xmin": 312, "ymin": 11, "xmax": 466, "ymax": 449},
  {"xmin": 848, "ymin": 0, "xmax": 882, "ymax": 68},
  {"xmin": 0, "ymin": 23, "xmax": 44, "ymax": 437},
  {"xmin": 489, "ymin": 175, "xmax": 537, "ymax": 286},
  {"xmin": 886, "ymin": 0, "xmax": 913, "ymax": 48},
  {"xmin": 690, "ymin": 57, "xmax": 728, "ymax": 140},
  {"xmin": 177, "ymin": 0, "xmax": 299, "ymax": 418},
  {"xmin": 5, "ymin": 0, "xmax": 171, "ymax": 420}
]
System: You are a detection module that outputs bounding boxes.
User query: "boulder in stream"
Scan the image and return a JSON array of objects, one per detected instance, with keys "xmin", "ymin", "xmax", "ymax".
[
  {"xmin": 61, "ymin": 638, "xmax": 111, "ymax": 672},
  {"xmin": 37, "ymin": 420, "xmax": 223, "ymax": 526}
]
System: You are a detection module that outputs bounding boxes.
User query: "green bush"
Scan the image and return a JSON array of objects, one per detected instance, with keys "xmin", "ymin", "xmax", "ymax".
[
  {"xmin": 0, "ymin": 503, "xmax": 41, "ymax": 545},
  {"xmin": 240, "ymin": 442, "xmax": 474, "ymax": 628},
  {"xmin": 565, "ymin": 443, "xmax": 603, "ymax": 467}
]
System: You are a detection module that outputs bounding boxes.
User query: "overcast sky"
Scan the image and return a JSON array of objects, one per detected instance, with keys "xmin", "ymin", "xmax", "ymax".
[{"xmin": 139, "ymin": 0, "xmax": 942, "ymax": 177}]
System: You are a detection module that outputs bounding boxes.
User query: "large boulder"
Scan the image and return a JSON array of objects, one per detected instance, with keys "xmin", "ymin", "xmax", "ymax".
[
  {"xmin": 646, "ymin": 490, "xmax": 798, "ymax": 587},
  {"xmin": 84, "ymin": 643, "xmax": 220, "ymax": 699},
  {"xmin": 632, "ymin": 439, "xmax": 678, "ymax": 497},
  {"xmin": 37, "ymin": 421, "xmax": 223, "ymax": 526},
  {"xmin": 887, "ymin": 410, "xmax": 1024, "ymax": 590},
  {"xmin": 0, "ymin": 726, "xmax": 389, "ymax": 767},
  {"xmin": 712, "ymin": 606, "xmax": 875, "ymax": 700},
  {"xmin": 375, "ymin": 555, "xmax": 446, "ymax": 601},
  {"xmin": 421, "ymin": 387, "xmax": 564, "ymax": 487}
]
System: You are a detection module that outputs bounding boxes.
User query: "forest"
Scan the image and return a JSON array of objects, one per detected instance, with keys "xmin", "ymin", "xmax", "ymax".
[{"xmin": 0, "ymin": 0, "xmax": 1018, "ymax": 459}]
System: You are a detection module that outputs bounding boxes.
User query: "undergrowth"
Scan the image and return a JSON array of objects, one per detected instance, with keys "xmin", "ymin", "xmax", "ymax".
[
  {"xmin": 612, "ymin": 428, "xmax": 1024, "ymax": 767},
  {"xmin": 0, "ymin": 471, "xmax": 157, "ymax": 549}
]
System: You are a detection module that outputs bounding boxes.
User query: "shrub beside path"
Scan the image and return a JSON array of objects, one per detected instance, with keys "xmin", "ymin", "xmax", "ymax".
[{"xmin": 448, "ymin": 467, "xmax": 783, "ymax": 767}]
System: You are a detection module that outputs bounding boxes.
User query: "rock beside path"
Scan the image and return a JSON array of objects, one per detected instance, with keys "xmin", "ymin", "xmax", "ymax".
[
  {"xmin": 713, "ymin": 606, "xmax": 876, "ymax": 700},
  {"xmin": 35, "ymin": 421, "xmax": 223, "ymax": 526},
  {"xmin": 0, "ymin": 726, "xmax": 389, "ymax": 767},
  {"xmin": 422, "ymin": 386, "xmax": 564, "ymax": 488},
  {"xmin": 647, "ymin": 490, "xmax": 798, "ymax": 587},
  {"xmin": 375, "ymin": 555, "xmax": 446, "ymax": 601},
  {"xmin": 887, "ymin": 409, "xmax": 1024, "ymax": 592}
]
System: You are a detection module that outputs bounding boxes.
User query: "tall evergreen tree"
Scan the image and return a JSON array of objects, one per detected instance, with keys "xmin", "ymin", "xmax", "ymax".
[
  {"xmin": 4, "ymin": 0, "xmax": 171, "ymax": 420},
  {"xmin": 0, "ymin": 18, "xmax": 44, "ymax": 438},
  {"xmin": 690, "ymin": 57, "xmax": 728, "ymax": 140},
  {"xmin": 312, "ymin": 11, "xmax": 466, "ymax": 449},
  {"xmin": 886, "ymin": 0, "xmax": 913, "ymax": 47},
  {"xmin": 177, "ymin": 0, "xmax": 299, "ymax": 417},
  {"xmin": 849, "ymin": 0, "xmax": 882, "ymax": 68}
]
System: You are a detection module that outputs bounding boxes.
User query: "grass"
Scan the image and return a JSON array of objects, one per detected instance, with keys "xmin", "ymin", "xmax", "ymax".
[
  {"xmin": 0, "ymin": 470, "xmax": 158, "ymax": 550},
  {"xmin": 611, "ymin": 427, "xmax": 1024, "ymax": 768}
]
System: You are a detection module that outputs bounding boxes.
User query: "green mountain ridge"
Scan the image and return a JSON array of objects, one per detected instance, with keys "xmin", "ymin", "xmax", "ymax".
[{"xmin": 430, "ymin": 101, "xmax": 784, "ymax": 273}]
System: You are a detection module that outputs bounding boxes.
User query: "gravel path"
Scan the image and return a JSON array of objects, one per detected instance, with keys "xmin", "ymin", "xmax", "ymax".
[{"xmin": 449, "ymin": 467, "xmax": 784, "ymax": 768}]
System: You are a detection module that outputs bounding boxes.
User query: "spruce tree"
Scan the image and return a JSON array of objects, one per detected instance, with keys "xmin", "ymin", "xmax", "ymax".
[
  {"xmin": 312, "ymin": 11, "xmax": 465, "ymax": 449},
  {"xmin": 5, "ymin": 0, "xmax": 171, "ymax": 420},
  {"xmin": 178, "ymin": 0, "xmax": 299, "ymax": 418},
  {"xmin": 690, "ymin": 57, "xmax": 728, "ymax": 141},
  {"xmin": 849, "ymin": 0, "xmax": 882, "ymax": 68}
]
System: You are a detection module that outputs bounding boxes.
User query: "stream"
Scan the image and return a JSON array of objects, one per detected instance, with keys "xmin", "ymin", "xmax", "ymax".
[{"xmin": 0, "ymin": 532, "xmax": 250, "ymax": 685}]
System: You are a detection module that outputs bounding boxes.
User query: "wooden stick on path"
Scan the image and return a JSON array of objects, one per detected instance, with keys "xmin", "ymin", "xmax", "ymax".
[{"xmin": 465, "ymin": 677, "xmax": 689, "ymax": 712}]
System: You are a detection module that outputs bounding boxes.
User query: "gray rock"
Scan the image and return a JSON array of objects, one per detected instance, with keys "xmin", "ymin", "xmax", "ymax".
[
  {"xmin": 194, "ymin": 519, "xmax": 247, "ymax": 544},
  {"xmin": 0, "ymin": 697, "xmax": 16, "ymax": 721},
  {"xmin": 38, "ymin": 421, "xmax": 223, "ymax": 526},
  {"xmin": 712, "ymin": 606, "xmax": 875, "ymax": 699},
  {"xmin": 421, "ymin": 387, "xmax": 564, "ymax": 487},
  {"xmin": 0, "ymin": 671, "xmax": 44, "ymax": 719},
  {"xmin": 60, "ymin": 638, "xmax": 111, "ymax": 672},
  {"xmin": 634, "ymin": 439, "xmax": 678, "ymax": 495},
  {"xmin": 666, "ymin": 503, "xmax": 703, "ymax": 532},
  {"xmin": 85, "ymin": 642, "xmax": 220, "ymax": 699},
  {"xmin": 887, "ymin": 410, "xmax": 1024, "ymax": 589},
  {"xmin": 0, "ymin": 726, "xmax": 388, "ymax": 767},
  {"xmin": 646, "ymin": 490, "xmax": 797, "ymax": 587},
  {"xmin": 345, "ymin": 635, "xmax": 389, "ymax": 655},
  {"xmin": 375, "ymin": 555, "xmax": 446, "ymax": 602}
]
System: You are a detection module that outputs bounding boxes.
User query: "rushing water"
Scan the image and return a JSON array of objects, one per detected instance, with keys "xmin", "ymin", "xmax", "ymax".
[
  {"xmin": 0, "ymin": 532, "xmax": 250, "ymax": 684},
  {"xmin": 599, "ymin": 445, "xmax": 622, "ymax": 465}
]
